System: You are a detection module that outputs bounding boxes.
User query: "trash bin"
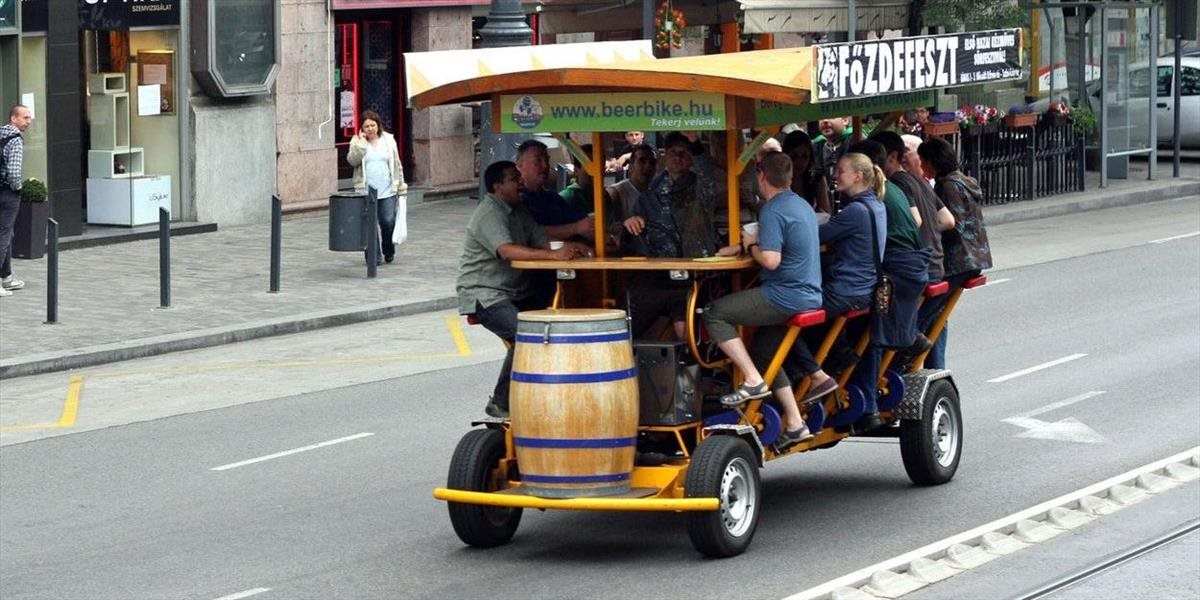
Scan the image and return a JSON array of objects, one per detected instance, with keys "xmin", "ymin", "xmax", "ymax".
[{"xmin": 329, "ymin": 191, "xmax": 367, "ymax": 251}]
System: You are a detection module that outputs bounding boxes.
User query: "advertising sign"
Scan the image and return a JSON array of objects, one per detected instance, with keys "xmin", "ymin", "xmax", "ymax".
[
  {"xmin": 499, "ymin": 92, "xmax": 726, "ymax": 133},
  {"xmin": 811, "ymin": 29, "xmax": 1023, "ymax": 102},
  {"xmin": 79, "ymin": 0, "xmax": 179, "ymax": 30},
  {"xmin": 755, "ymin": 90, "xmax": 936, "ymax": 127}
]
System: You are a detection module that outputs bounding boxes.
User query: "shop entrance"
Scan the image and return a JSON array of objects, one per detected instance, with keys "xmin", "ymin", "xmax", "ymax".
[{"xmin": 334, "ymin": 13, "xmax": 408, "ymax": 189}]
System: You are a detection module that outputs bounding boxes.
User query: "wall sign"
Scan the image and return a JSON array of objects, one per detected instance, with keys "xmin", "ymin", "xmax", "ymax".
[
  {"xmin": 190, "ymin": 0, "xmax": 279, "ymax": 97},
  {"xmin": 499, "ymin": 92, "xmax": 726, "ymax": 133},
  {"xmin": 812, "ymin": 29, "xmax": 1023, "ymax": 102},
  {"xmin": 79, "ymin": 0, "xmax": 180, "ymax": 30}
]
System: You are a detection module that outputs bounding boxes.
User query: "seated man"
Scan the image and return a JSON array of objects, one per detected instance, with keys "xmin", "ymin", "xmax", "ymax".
[
  {"xmin": 457, "ymin": 160, "xmax": 590, "ymax": 418},
  {"xmin": 703, "ymin": 151, "xmax": 822, "ymax": 448},
  {"xmin": 517, "ymin": 139, "xmax": 594, "ymax": 241},
  {"xmin": 559, "ymin": 143, "xmax": 608, "ymax": 217},
  {"xmin": 621, "ymin": 132, "xmax": 721, "ymax": 339},
  {"xmin": 605, "ymin": 143, "xmax": 656, "ymax": 222},
  {"xmin": 605, "ymin": 130, "xmax": 646, "ymax": 174}
]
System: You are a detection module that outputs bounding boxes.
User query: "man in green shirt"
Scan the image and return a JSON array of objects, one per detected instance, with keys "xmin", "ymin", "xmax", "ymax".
[{"xmin": 457, "ymin": 160, "xmax": 590, "ymax": 418}]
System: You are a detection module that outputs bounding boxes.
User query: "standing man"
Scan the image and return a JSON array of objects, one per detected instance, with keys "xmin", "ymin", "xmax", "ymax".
[
  {"xmin": 0, "ymin": 104, "xmax": 33, "ymax": 298},
  {"xmin": 457, "ymin": 160, "xmax": 590, "ymax": 418}
]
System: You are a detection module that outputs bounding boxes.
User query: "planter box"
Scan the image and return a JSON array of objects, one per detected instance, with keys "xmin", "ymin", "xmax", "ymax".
[
  {"xmin": 12, "ymin": 201, "xmax": 50, "ymax": 260},
  {"xmin": 923, "ymin": 121, "xmax": 960, "ymax": 137},
  {"xmin": 963, "ymin": 123, "xmax": 999, "ymax": 136},
  {"xmin": 1004, "ymin": 113, "xmax": 1039, "ymax": 128}
]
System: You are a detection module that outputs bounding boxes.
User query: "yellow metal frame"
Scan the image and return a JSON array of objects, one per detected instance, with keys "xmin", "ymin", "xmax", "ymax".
[{"xmin": 434, "ymin": 488, "xmax": 719, "ymax": 512}]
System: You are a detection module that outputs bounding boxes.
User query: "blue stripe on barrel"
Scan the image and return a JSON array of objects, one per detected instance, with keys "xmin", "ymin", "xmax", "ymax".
[
  {"xmin": 514, "ymin": 331, "xmax": 631, "ymax": 344},
  {"xmin": 514, "ymin": 436, "xmax": 637, "ymax": 448},
  {"xmin": 521, "ymin": 472, "xmax": 632, "ymax": 484},
  {"xmin": 510, "ymin": 367, "xmax": 637, "ymax": 384}
]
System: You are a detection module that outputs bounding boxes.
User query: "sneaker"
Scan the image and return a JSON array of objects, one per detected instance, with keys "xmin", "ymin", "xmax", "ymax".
[
  {"xmin": 801, "ymin": 377, "xmax": 839, "ymax": 404},
  {"xmin": 384, "ymin": 254, "xmax": 395, "ymax": 264},
  {"xmin": 1, "ymin": 276, "xmax": 24, "ymax": 291},
  {"xmin": 0, "ymin": 287, "xmax": 10, "ymax": 297},
  {"xmin": 484, "ymin": 402, "xmax": 510, "ymax": 419}
]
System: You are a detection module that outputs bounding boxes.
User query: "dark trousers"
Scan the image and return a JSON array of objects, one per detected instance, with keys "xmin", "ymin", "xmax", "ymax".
[
  {"xmin": 788, "ymin": 292, "xmax": 871, "ymax": 376},
  {"xmin": 473, "ymin": 296, "xmax": 546, "ymax": 410},
  {"xmin": 0, "ymin": 188, "xmax": 19, "ymax": 278},
  {"xmin": 364, "ymin": 195, "xmax": 398, "ymax": 263},
  {"xmin": 915, "ymin": 271, "xmax": 979, "ymax": 369}
]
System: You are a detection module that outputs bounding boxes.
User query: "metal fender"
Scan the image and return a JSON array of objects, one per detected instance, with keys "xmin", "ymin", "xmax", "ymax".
[
  {"xmin": 702, "ymin": 424, "xmax": 766, "ymax": 467},
  {"xmin": 896, "ymin": 369, "xmax": 958, "ymax": 421}
]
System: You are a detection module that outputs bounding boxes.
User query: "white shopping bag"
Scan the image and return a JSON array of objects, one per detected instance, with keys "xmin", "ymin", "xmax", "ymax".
[{"xmin": 391, "ymin": 194, "xmax": 408, "ymax": 246}]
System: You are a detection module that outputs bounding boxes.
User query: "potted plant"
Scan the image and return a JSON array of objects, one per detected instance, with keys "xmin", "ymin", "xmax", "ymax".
[
  {"xmin": 13, "ymin": 178, "xmax": 50, "ymax": 260},
  {"xmin": 957, "ymin": 104, "xmax": 1002, "ymax": 135},
  {"xmin": 1004, "ymin": 103, "xmax": 1039, "ymax": 128},
  {"xmin": 1067, "ymin": 103, "xmax": 1095, "ymax": 136},
  {"xmin": 922, "ymin": 112, "xmax": 961, "ymax": 137}
]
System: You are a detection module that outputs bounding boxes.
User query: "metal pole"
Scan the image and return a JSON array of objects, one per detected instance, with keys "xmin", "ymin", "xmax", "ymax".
[
  {"xmin": 45, "ymin": 219, "xmax": 58, "ymax": 325},
  {"xmin": 269, "ymin": 194, "xmax": 282, "ymax": 293},
  {"xmin": 1148, "ymin": 3, "xmax": 1157, "ymax": 180},
  {"xmin": 848, "ymin": 0, "xmax": 857, "ymax": 41},
  {"xmin": 366, "ymin": 187, "xmax": 378, "ymax": 279},
  {"xmin": 1173, "ymin": 33, "xmax": 1182, "ymax": 178},
  {"xmin": 1099, "ymin": 4, "xmax": 1108, "ymax": 188},
  {"xmin": 159, "ymin": 207, "xmax": 170, "ymax": 308}
]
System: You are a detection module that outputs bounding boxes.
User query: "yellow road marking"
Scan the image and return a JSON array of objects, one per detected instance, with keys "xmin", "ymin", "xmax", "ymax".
[
  {"xmin": 0, "ymin": 375, "xmax": 83, "ymax": 432},
  {"xmin": 2, "ymin": 315, "xmax": 481, "ymax": 431},
  {"xmin": 446, "ymin": 315, "xmax": 473, "ymax": 357}
]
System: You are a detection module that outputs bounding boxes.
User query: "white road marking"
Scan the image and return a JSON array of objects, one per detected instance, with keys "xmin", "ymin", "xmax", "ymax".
[
  {"xmin": 784, "ymin": 447, "xmax": 1200, "ymax": 600},
  {"xmin": 982, "ymin": 277, "xmax": 1011, "ymax": 286},
  {"xmin": 213, "ymin": 588, "xmax": 271, "ymax": 600},
  {"xmin": 1149, "ymin": 231, "xmax": 1200, "ymax": 244},
  {"xmin": 987, "ymin": 353, "xmax": 1087, "ymax": 383},
  {"xmin": 1013, "ymin": 390, "xmax": 1106, "ymax": 419},
  {"xmin": 210, "ymin": 433, "xmax": 374, "ymax": 471}
]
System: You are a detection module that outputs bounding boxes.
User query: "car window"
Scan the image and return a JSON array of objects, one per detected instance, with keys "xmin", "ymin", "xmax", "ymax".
[
  {"xmin": 1182, "ymin": 67, "xmax": 1200, "ymax": 96},
  {"xmin": 1129, "ymin": 68, "xmax": 1151, "ymax": 97},
  {"xmin": 1157, "ymin": 66, "xmax": 1173, "ymax": 96}
]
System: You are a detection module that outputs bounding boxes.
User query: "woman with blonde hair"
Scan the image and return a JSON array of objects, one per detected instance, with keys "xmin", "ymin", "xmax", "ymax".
[
  {"xmin": 347, "ymin": 110, "xmax": 408, "ymax": 265},
  {"xmin": 784, "ymin": 151, "xmax": 888, "ymax": 432}
]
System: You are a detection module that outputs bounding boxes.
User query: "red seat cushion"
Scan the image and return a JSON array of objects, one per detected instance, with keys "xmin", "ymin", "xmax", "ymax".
[
  {"xmin": 787, "ymin": 309, "xmax": 826, "ymax": 328},
  {"xmin": 962, "ymin": 275, "xmax": 988, "ymax": 289},
  {"xmin": 466, "ymin": 314, "xmax": 481, "ymax": 325},
  {"xmin": 845, "ymin": 307, "xmax": 870, "ymax": 319},
  {"xmin": 923, "ymin": 281, "xmax": 950, "ymax": 298}
]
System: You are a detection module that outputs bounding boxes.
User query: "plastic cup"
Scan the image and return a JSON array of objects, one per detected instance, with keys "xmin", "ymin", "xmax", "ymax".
[
  {"xmin": 741, "ymin": 222, "xmax": 759, "ymax": 237},
  {"xmin": 549, "ymin": 241, "xmax": 565, "ymax": 250}
]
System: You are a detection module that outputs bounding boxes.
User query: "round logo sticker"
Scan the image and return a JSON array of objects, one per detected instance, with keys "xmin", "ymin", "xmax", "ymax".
[{"xmin": 511, "ymin": 96, "xmax": 544, "ymax": 130}]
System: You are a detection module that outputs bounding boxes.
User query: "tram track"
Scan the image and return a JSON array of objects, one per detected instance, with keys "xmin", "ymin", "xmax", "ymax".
[{"xmin": 1009, "ymin": 519, "xmax": 1200, "ymax": 600}]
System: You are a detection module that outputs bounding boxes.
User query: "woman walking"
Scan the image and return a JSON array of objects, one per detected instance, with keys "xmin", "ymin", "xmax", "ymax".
[{"xmin": 346, "ymin": 111, "xmax": 407, "ymax": 265}]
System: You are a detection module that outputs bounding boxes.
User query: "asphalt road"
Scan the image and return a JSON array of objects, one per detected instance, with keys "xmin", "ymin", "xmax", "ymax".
[{"xmin": 1, "ymin": 199, "xmax": 1198, "ymax": 600}]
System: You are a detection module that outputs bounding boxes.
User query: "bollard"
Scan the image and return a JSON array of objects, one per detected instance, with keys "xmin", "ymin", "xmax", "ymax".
[
  {"xmin": 270, "ymin": 195, "xmax": 282, "ymax": 293},
  {"xmin": 366, "ymin": 187, "xmax": 378, "ymax": 279},
  {"xmin": 45, "ymin": 219, "xmax": 58, "ymax": 325},
  {"xmin": 159, "ymin": 207, "xmax": 171, "ymax": 308}
]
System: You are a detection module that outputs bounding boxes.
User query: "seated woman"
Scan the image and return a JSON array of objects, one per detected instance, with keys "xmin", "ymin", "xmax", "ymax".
[
  {"xmin": 703, "ymin": 151, "xmax": 822, "ymax": 448},
  {"xmin": 786, "ymin": 152, "xmax": 887, "ymax": 430},
  {"xmin": 782, "ymin": 130, "xmax": 833, "ymax": 215}
]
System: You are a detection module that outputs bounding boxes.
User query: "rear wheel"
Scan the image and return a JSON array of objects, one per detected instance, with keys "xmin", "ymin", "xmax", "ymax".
[
  {"xmin": 446, "ymin": 428, "xmax": 522, "ymax": 548},
  {"xmin": 900, "ymin": 379, "xmax": 962, "ymax": 485},
  {"xmin": 684, "ymin": 435, "xmax": 761, "ymax": 557}
]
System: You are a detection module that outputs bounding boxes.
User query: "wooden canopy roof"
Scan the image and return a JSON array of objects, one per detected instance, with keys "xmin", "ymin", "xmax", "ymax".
[{"xmin": 405, "ymin": 42, "xmax": 814, "ymax": 111}]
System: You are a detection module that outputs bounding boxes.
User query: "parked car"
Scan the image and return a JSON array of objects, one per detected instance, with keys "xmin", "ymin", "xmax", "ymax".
[{"xmin": 1087, "ymin": 57, "xmax": 1200, "ymax": 148}]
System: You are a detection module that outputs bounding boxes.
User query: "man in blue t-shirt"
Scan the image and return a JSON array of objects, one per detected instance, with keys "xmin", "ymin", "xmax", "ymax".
[{"xmin": 703, "ymin": 150, "xmax": 822, "ymax": 449}]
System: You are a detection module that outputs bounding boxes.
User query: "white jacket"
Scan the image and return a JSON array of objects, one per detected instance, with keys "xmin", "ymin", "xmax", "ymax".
[{"xmin": 346, "ymin": 131, "xmax": 407, "ymax": 197}]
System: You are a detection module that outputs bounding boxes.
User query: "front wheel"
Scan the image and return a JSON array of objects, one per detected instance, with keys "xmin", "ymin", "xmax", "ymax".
[
  {"xmin": 684, "ymin": 435, "xmax": 762, "ymax": 557},
  {"xmin": 446, "ymin": 428, "xmax": 522, "ymax": 548},
  {"xmin": 899, "ymin": 379, "xmax": 962, "ymax": 485}
]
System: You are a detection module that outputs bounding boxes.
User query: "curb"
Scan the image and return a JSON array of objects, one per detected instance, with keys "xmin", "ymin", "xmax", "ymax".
[
  {"xmin": 0, "ymin": 296, "xmax": 458, "ymax": 380},
  {"xmin": 984, "ymin": 180, "xmax": 1200, "ymax": 225}
]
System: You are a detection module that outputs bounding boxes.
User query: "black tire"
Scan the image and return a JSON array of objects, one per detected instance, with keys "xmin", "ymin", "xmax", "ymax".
[
  {"xmin": 684, "ymin": 435, "xmax": 762, "ymax": 558},
  {"xmin": 446, "ymin": 428, "xmax": 522, "ymax": 548},
  {"xmin": 900, "ymin": 379, "xmax": 962, "ymax": 485}
]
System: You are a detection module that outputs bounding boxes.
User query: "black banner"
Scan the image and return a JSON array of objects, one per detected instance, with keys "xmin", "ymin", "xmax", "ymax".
[
  {"xmin": 79, "ymin": 0, "xmax": 179, "ymax": 30},
  {"xmin": 22, "ymin": 0, "xmax": 48, "ymax": 32},
  {"xmin": 812, "ymin": 29, "xmax": 1023, "ymax": 102}
]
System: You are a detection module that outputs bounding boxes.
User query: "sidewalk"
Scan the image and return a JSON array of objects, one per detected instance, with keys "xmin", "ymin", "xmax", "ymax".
[{"xmin": 1, "ymin": 170, "xmax": 1197, "ymax": 379}]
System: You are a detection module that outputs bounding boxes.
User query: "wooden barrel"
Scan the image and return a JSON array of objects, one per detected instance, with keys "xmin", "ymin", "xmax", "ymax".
[{"xmin": 511, "ymin": 308, "xmax": 638, "ymax": 498}]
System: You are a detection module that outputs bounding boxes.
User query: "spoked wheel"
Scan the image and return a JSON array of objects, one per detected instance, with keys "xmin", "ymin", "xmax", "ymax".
[
  {"xmin": 684, "ymin": 435, "xmax": 762, "ymax": 557},
  {"xmin": 899, "ymin": 379, "xmax": 962, "ymax": 485},
  {"xmin": 446, "ymin": 428, "xmax": 522, "ymax": 548}
]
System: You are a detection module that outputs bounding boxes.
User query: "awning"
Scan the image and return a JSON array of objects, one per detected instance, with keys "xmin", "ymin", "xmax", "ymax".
[
  {"xmin": 405, "ymin": 41, "xmax": 815, "ymax": 109},
  {"xmin": 739, "ymin": 0, "xmax": 910, "ymax": 33}
]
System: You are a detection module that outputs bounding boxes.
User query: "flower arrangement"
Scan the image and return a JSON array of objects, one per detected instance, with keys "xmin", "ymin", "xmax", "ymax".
[
  {"xmin": 654, "ymin": 1, "xmax": 686, "ymax": 50},
  {"xmin": 956, "ymin": 104, "xmax": 1003, "ymax": 127},
  {"xmin": 20, "ymin": 178, "xmax": 47, "ymax": 203},
  {"xmin": 1047, "ymin": 100, "xmax": 1071, "ymax": 116},
  {"xmin": 1067, "ymin": 103, "xmax": 1096, "ymax": 135}
]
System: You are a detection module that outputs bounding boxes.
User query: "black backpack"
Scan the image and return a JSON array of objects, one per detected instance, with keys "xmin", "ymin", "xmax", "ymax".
[{"xmin": 0, "ymin": 132, "xmax": 20, "ymax": 190}]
